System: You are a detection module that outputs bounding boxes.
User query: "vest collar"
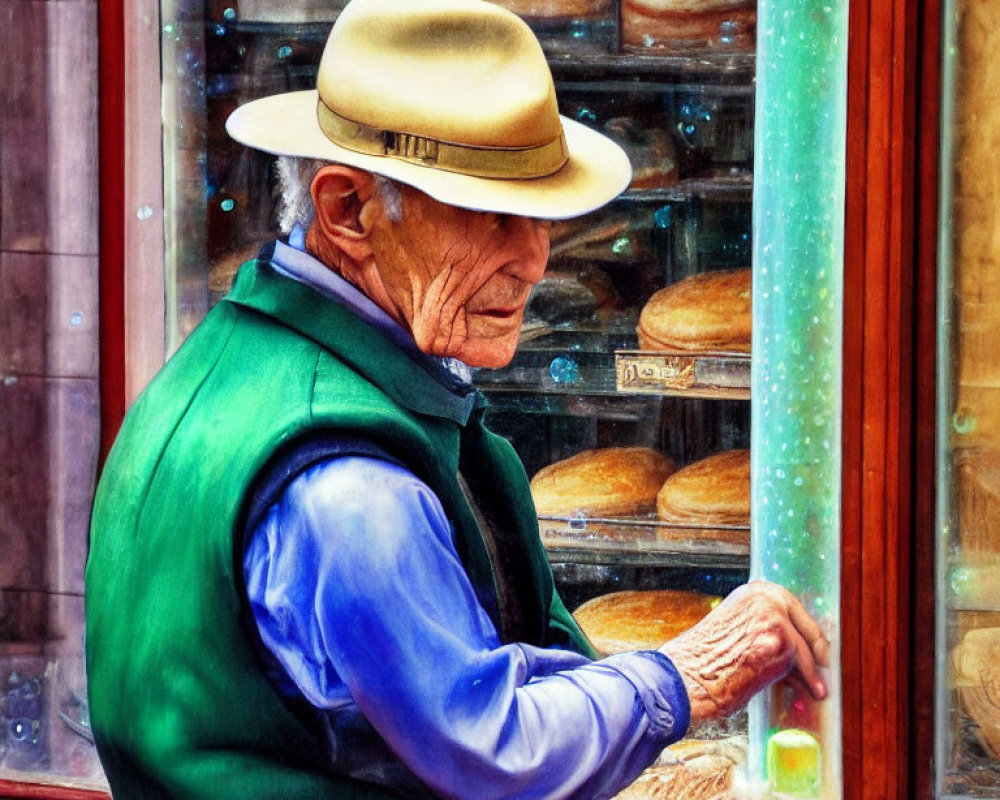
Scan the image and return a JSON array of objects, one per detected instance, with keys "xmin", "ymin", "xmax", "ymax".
[{"xmin": 224, "ymin": 254, "xmax": 479, "ymax": 426}]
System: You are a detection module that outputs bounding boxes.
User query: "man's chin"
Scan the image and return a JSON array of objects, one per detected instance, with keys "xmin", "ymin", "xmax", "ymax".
[{"xmin": 447, "ymin": 338, "xmax": 519, "ymax": 370}]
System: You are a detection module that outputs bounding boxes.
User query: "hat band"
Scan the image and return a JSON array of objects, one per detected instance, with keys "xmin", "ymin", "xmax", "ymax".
[{"xmin": 317, "ymin": 100, "xmax": 569, "ymax": 180}]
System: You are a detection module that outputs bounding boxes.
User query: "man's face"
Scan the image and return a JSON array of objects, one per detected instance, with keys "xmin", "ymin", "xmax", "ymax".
[{"xmin": 366, "ymin": 185, "xmax": 551, "ymax": 369}]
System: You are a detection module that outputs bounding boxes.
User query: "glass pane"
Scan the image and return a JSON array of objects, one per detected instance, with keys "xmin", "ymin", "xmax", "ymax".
[
  {"xmin": 748, "ymin": 0, "xmax": 847, "ymax": 796},
  {"xmin": 936, "ymin": 1, "xmax": 1000, "ymax": 796}
]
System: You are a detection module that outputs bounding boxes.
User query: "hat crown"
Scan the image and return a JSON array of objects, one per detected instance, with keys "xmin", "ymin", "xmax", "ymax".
[{"xmin": 317, "ymin": 0, "xmax": 563, "ymax": 149}]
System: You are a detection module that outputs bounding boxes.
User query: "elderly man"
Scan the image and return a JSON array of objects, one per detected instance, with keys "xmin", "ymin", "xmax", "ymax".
[{"xmin": 86, "ymin": 0, "xmax": 828, "ymax": 798}]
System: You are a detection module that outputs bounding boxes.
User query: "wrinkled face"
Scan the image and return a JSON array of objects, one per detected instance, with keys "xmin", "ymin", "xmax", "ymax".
[{"xmin": 367, "ymin": 186, "xmax": 551, "ymax": 369}]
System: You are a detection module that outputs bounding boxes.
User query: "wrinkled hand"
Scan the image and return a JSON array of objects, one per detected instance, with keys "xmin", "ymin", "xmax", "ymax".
[{"xmin": 659, "ymin": 580, "xmax": 830, "ymax": 724}]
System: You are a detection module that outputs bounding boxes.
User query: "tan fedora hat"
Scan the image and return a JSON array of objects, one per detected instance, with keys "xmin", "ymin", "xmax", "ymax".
[{"xmin": 225, "ymin": 0, "xmax": 632, "ymax": 219}]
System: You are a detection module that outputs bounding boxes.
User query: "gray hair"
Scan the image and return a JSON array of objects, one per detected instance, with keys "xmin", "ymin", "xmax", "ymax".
[{"xmin": 274, "ymin": 155, "xmax": 404, "ymax": 234}]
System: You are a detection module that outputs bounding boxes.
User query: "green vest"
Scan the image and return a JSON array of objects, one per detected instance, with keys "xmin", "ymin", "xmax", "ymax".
[{"xmin": 86, "ymin": 257, "xmax": 594, "ymax": 799}]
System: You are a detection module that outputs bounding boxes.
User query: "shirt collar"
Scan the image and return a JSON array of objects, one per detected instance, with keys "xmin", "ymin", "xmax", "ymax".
[{"xmin": 270, "ymin": 233, "xmax": 475, "ymax": 388}]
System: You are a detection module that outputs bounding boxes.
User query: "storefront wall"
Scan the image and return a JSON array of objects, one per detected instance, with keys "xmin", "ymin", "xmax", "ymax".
[{"xmin": 0, "ymin": 0, "xmax": 107, "ymax": 790}]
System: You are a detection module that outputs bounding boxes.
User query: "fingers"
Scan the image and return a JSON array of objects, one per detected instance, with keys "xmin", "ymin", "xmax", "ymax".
[
  {"xmin": 787, "ymin": 621, "xmax": 828, "ymax": 700},
  {"xmin": 778, "ymin": 587, "xmax": 831, "ymax": 669},
  {"xmin": 751, "ymin": 580, "xmax": 830, "ymax": 696}
]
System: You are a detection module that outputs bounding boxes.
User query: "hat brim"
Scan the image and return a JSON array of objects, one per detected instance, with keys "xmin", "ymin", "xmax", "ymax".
[{"xmin": 225, "ymin": 90, "xmax": 632, "ymax": 220}]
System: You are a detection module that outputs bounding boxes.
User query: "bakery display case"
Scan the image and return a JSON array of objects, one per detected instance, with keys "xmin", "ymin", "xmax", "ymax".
[{"xmin": 120, "ymin": 0, "xmax": 850, "ymax": 796}]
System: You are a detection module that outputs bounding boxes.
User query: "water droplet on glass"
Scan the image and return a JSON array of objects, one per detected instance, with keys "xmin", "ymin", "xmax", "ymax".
[
  {"xmin": 952, "ymin": 412, "xmax": 976, "ymax": 434},
  {"xmin": 221, "ymin": 198, "xmax": 235, "ymax": 212},
  {"xmin": 278, "ymin": 45, "xmax": 293, "ymax": 59},
  {"xmin": 223, "ymin": 7, "xmax": 236, "ymax": 20},
  {"xmin": 136, "ymin": 204, "xmax": 153, "ymax": 221},
  {"xmin": 610, "ymin": 237, "xmax": 633, "ymax": 256},
  {"xmin": 70, "ymin": 312, "xmax": 84, "ymax": 328},
  {"xmin": 549, "ymin": 356, "xmax": 580, "ymax": 384},
  {"xmin": 950, "ymin": 566, "xmax": 974, "ymax": 596}
]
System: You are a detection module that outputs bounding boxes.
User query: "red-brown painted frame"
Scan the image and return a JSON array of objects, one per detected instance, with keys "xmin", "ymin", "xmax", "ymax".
[
  {"xmin": 840, "ymin": 0, "xmax": 935, "ymax": 796},
  {"xmin": 98, "ymin": 0, "xmax": 126, "ymax": 464},
  {"xmin": 911, "ymin": 0, "xmax": 943, "ymax": 795}
]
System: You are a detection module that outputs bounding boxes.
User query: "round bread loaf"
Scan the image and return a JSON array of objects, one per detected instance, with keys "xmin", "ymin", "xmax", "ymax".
[
  {"xmin": 638, "ymin": 268, "xmax": 751, "ymax": 353},
  {"xmin": 603, "ymin": 117, "xmax": 678, "ymax": 190},
  {"xmin": 487, "ymin": 0, "xmax": 611, "ymax": 20},
  {"xmin": 614, "ymin": 736, "xmax": 746, "ymax": 800},
  {"xmin": 531, "ymin": 446, "xmax": 676, "ymax": 517},
  {"xmin": 621, "ymin": 0, "xmax": 755, "ymax": 50},
  {"xmin": 574, "ymin": 589, "xmax": 720, "ymax": 654},
  {"xmin": 953, "ymin": 627, "xmax": 1000, "ymax": 757},
  {"xmin": 656, "ymin": 449, "xmax": 750, "ymax": 526}
]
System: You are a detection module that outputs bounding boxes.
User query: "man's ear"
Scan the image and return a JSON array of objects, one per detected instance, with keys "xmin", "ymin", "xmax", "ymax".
[{"xmin": 309, "ymin": 165, "xmax": 377, "ymax": 262}]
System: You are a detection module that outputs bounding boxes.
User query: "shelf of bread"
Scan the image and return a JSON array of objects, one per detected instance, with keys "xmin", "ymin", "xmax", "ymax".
[
  {"xmin": 532, "ymin": 447, "xmax": 750, "ymax": 567},
  {"xmin": 223, "ymin": 10, "xmax": 756, "ymax": 81},
  {"xmin": 540, "ymin": 514, "xmax": 748, "ymax": 567},
  {"xmin": 614, "ymin": 266, "xmax": 752, "ymax": 397},
  {"xmin": 621, "ymin": 173, "xmax": 753, "ymax": 203},
  {"xmin": 546, "ymin": 47, "xmax": 755, "ymax": 79}
]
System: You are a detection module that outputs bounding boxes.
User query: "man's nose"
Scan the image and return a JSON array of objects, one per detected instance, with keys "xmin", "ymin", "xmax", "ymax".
[{"xmin": 504, "ymin": 216, "xmax": 550, "ymax": 283}]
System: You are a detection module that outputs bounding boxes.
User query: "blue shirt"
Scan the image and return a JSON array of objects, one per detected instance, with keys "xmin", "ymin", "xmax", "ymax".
[{"xmin": 242, "ymin": 239, "xmax": 690, "ymax": 800}]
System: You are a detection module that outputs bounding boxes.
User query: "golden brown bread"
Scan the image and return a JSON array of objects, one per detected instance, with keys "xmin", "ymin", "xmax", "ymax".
[
  {"xmin": 656, "ymin": 449, "xmax": 750, "ymax": 526},
  {"xmin": 531, "ymin": 447, "xmax": 676, "ymax": 517},
  {"xmin": 953, "ymin": 627, "xmax": 1000, "ymax": 757},
  {"xmin": 487, "ymin": 0, "xmax": 611, "ymax": 20},
  {"xmin": 622, "ymin": 0, "xmax": 755, "ymax": 50},
  {"xmin": 638, "ymin": 269, "xmax": 752, "ymax": 354},
  {"xmin": 573, "ymin": 589, "xmax": 720, "ymax": 654},
  {"xmin": 613, "ymin": 737, "xmax": 746, "ymax": 800},
  {"xmin": 603, "ymin": 118, "xmax": 678, "ymax": 190}
]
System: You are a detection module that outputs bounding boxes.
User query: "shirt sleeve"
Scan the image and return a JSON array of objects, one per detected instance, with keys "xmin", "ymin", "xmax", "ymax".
[{"xmin": 243, "ymin": 455, "xmax": 690, "ymax": 800}]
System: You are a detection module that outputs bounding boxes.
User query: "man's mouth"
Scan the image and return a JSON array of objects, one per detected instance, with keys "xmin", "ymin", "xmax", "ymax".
[{"xmin": 477, "ymin": 307, "xmax": 521, "ymax": 319}]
